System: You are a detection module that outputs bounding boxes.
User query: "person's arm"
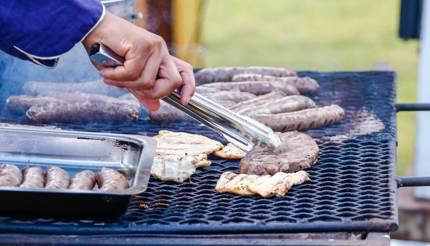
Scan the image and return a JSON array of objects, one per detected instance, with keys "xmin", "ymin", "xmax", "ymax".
[
  {"xmin": 0, "ymin": 0, "xmax": 104, "ymax": 67},
  {"xmin": 0, "ymin": 1, "xmax": 195, "ymax": 111}
]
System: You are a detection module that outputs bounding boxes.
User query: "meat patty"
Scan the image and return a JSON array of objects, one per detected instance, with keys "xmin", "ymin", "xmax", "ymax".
[
  {"xmin": 97, "ymin": 168, "xmax": 129, "ymax": 192},
  {"xmin": 195, "ymin": 66, "xmax": 297, "ymax": 84},
  {"xmin": 240, "ymin": 95, "xmax": 316, "ymax": 116},
  {"xmin": 252, "ymin": 104, "xmax": 345, "ymax": 131},
  {"xmin": 0, "ymin": 164, "xmax": 23, "ymax": 187},
  {"xmin": 20, "ymin": 166, "xmax": 45, "ymax": 189},
  {"xmin": 45, "ymin": 166, "xmax": 70, "ymax": 190},
  {"xmin": 230, "ymin": 91, "xmax": 287, "ymax": 113},
  {"xmin": 200, "ymin": 81, "xmax": 299, "ymax": 95},
  {"xmin": 215, "ymin": 170, "xmax": 310, "ymax": 197},
  {"xmin": 26, "ymin": 98, "xmax": 139, "ymax": 123},
  {"xmin": 240, "ymin": 131, "xmax": 319, "ymax": 175},
  {"xmin": 232, "ymin": 73, "xmax": 320, "ymax": 94},
  {"xmin": 70, "ymin": 170, "xmax": 96, "ymax": 191}
]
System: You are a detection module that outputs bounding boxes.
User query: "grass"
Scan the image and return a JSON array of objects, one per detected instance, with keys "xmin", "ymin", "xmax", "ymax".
[{"xmin": 201, "ymin": 0, "xmax": 418, "ymax": 175}]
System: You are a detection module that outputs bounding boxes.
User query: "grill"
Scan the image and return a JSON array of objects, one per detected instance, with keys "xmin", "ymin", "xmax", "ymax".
[{"xmin": 0, "ymin": 71, "xmax": 404, "ymax": 236}]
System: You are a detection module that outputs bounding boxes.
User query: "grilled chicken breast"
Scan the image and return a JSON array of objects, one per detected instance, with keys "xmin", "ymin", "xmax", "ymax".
[
  {"xmin": 215, "ymin": 170, "xmax": 309, "ymax": 197},
  {"xmin": 151, "ymin": 153, "xmax": 211, "ymax": 182}
]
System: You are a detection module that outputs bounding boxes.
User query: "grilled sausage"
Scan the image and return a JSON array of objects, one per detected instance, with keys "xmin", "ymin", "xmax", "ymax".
[
  {"xmin": 195, "ymin": 66, "xmax": 297, "ymax": 84},
  {"xmin": 97, "ymin": 168, "xmax": 129, "ymax": 192},
  {"xmin": 6, "ymin": 93, "xmax": 140, "ymax": 116},
  {"xmin": 200, "ymin": 81, "xmax": 299, "ymax": 95},
  {"xmin": 0, "ymin": 164, "xmax": 23, "ymax": 187},
  {"xmin": 6, "ymin": 95, "xmax": 62, "ymax": 114},
  {"xmin": 69, "ymin": 170, "xmax": 96, "ymax": 191},
  {"xmin": 26, "ymin": 99, "xmax": 139, "ymax": 123},
  {"xmin": 232, "ymin": 73, "xmax": 320, "ymax": 94},
  {"xmin": 23, "ymin": 80, "xmax": 126, "ymax": 97},
  {"xmin": 200, "ymin": 91, "xmax": 256, "ymax": 103},
  {"xmin": 240, "ymin": 95, "xmax": 316, "ymax": 116},
  {"xmin": 252, "ymin": 104, "xmax": 345, "ymax": 131},
  {"xmin": 230, "ymin": 91, "xmax": 286, "ymax": 113},
  {"xmin": 20, "ymin": 166, "xmax": 45, "ymax": 189},
  {"xmin": 45, "ymin": 166, "xmax": 70, "ymax": 190},
  {"xmin": 149, "ymin": 101, "xmax": 188, "ymax": 122}
]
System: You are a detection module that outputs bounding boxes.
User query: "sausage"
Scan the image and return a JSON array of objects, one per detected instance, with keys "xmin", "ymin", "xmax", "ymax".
[
  {"xmin": 252, "ymin": 104, "xmax": 345, "ymax": 131},
  {"xmin": 26, "ymin": 99, "xmax": 139, "ymax": 123},
  {"xmin": 240, "ymin": 95, "xmax": 316, "ymax": 116},
  {"xmin": 70, "ymin": 170, "xmax": 96, "ymax": 191},
  {"xmin": 194, "ymin": 66, "xmax": 297, "ymax": 84},
  {"xmin": 45, "ymin": 166, "xmax": 70, "ymax": 190},
  {"xmin": 22, "ymin": 80, "xmax": 126, "ymax": 97},
  {"xmin": 230, "ymin": 91, "xmax": 286, "ymax": 113},
  {"xmin": 200, "ymin": 81, "xmax": 299, "ymax": 95},
  {"xmin": 232, "ymin": 74, "xmax": 320, "ymax": 94},
  {"xmin": 20, "ymin": 166, "xmax": 45, "ymax": 189},
  {"xmin": 0, "ymin": 164, "xmax": 23, "ymax": 187},
  {"xmin": 6, "ymin": 95, "xmax": 62, "ymax": 114},
  {"xmin": 149, "ymin": 101, "xmax": 188, "ymax": 122},
  {"xmin": 97, "ymin": 168, "xmax": 129, "ymax": 192},
  {"xmin": 200, "ymin": 91, "xmax": 256, "ymax": 103}
]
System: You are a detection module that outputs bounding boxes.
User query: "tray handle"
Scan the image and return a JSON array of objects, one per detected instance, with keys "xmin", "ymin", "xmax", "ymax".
[
  {"xmin": 396, "ymin": 103, "xmax": 430, "ymax": 112},
  {"xmin": 396, "ymin": 176, "xmax": 430, "ymax": 188}
]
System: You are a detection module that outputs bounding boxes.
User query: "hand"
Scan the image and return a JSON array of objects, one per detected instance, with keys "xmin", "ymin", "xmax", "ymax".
[{"xmin": 82, "ymin": 12, "xmax": 194, "ymax": 111}]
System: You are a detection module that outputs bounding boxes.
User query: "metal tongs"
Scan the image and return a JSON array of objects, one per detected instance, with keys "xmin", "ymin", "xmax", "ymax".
[{"xmin": 89, "ymin": 43, "xmax": 282, "ymax": 151}]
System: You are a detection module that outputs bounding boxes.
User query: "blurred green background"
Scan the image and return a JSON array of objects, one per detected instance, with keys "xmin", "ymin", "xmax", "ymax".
[{"xmin": 202, "ymin": 0, "xmax": 418, "ymax": 175}]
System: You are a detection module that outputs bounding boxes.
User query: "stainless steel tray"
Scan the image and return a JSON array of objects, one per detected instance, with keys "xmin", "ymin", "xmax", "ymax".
[{"xmin": 0, "ymin": 126, "xmax": 156, "ymax": 218}]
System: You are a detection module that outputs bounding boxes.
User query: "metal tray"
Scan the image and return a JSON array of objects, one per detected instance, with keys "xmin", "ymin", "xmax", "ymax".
[{"xmin": 0, "ymin": 126, "xmax": 156, "ymax": 219}]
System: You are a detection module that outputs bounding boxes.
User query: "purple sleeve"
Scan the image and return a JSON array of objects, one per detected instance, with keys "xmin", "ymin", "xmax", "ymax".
[{"xmin": 0, "ymin": 0, "xmax": 105, "ymax": 67}]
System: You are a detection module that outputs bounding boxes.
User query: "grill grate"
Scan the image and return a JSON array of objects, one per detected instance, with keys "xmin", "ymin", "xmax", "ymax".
[{"xmin": 0, "ymin": 71, "xmax": 398, "ymax": 234}]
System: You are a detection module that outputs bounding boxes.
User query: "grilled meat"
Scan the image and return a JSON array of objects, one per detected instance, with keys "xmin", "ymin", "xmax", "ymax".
[
  {"xmin": 97, "ymin": 168, "xmax": 129, "ymax": 192},
  {"xmin": 6, "ymin": 95, "xmax": 62, "ymax": 114},
  {"xmin": 200, "ymin": 81, "xmax": 299, "ymax": 95},
  {"xmin": 240, "ymin": 95, "xmax": 316, "ymax": 116},
  {"xmin": 213, "ymin": 143, "xmax": 246, "ymax": 159},
  {"xmin": 232, "ymin": 73, "xmax": 320, "ymax": 94},
  {"xmin": 0, "ymin": 164, "xmax": 23, "ymax": 187},
  {"xmin": 26, "ymin": 98, "xmax": 139, "ymax": 123},
  {"xmin": 252, "ymin": 104, "xmax": 345, "ymax": 131},
  {"xmin": 215, "ymin": 170, "xmax": 310, "ymax": 197},
  {"xmin": 195, "ymin": 66, "xmax": 297, "ymax": 84},
  {"xmin": 200, "ymin": 91, "xmax": 256, "ymax": 103},
  {"xmin": 22, "ymin": 80, "xmax": 126, "ymax": 97},
  {"xmin": 45, "ymin": 166, "xmax": 70, "ymax": 190},
  {"xmin": 149, "ymin": 101, "xmax": 188, "ymax": 122},
  {"xmin": 70, "ymin": 170, "xmax": 96, "ymax": 191},
  {"xmin": 151, "ymin": 154, "xmax": 211, "ymax": 182},
  {"xmin": 154, "ymin": 130, "xmax": 223, "ymax": 156},
  {"xmin": 230, "ymin": 91, "xmax": 286, "ymax": 113},
  {"xmin": 240, "ymin": 131, "xmax": 319, "ymax": 175},
  {"xmin": 20, "ymin": 166, "xmax": 45, "ymax": 189}
]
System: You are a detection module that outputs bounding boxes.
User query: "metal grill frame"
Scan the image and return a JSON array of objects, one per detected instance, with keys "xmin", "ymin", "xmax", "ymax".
[{"xmin": 0, "ymin": 71, "xmax": 400, "ymax": 235}]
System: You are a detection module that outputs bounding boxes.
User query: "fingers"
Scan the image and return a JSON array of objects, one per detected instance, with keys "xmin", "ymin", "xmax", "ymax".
[
  {"xmin": 129, "ymin": 89, "xmax": 160, "ymax": 112},
  {"xmin": 173, "ymin": 57, "xmax": 195, "ymax": 104}
]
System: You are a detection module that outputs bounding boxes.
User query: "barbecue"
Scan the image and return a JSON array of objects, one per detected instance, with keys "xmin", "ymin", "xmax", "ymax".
[{"xmin": 0, "ymin": 70, "xmax": 428, "ymax": 246}]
